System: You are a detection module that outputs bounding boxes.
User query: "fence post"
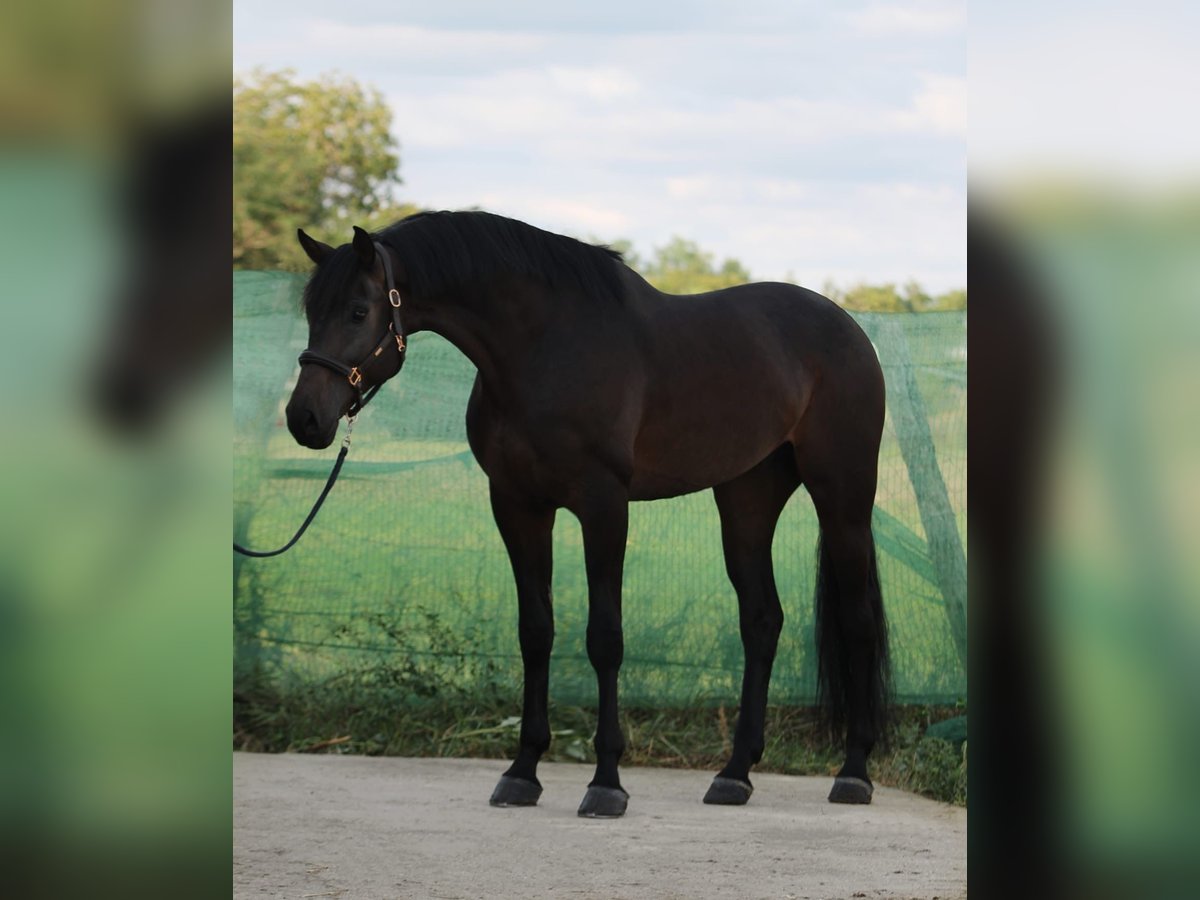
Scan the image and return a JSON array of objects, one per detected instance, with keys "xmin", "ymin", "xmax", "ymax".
[{"xmin": 864, "ymin": 315, "xmax": 968, "ymax": 671}]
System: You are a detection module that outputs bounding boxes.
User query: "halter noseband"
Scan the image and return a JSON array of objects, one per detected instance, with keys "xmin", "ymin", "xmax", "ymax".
[{"xmin": 297, "ymin": 241, "xmax": 407, "ymax": 417}]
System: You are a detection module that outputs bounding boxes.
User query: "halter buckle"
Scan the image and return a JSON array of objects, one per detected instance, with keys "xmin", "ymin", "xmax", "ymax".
[
  {"xmin": 389, "ymin": 288, "xmax": 402, "ymax": 308},
  {"xmin": 348, "ymin": 367, "xmax": 363, "ymax": 387},
  {"xmin": 395, "ymin": 333, "xmax": 406, "ymax": 353}
]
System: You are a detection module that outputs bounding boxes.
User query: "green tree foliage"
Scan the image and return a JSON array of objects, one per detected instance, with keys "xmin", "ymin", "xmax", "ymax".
[
  {"xmin": 637, "ymin": 236, "xmax": 753, "ymax": 294},
  {"xmin": 603, "ymin": 234, "xmax": 964, "ymax": 311},
  {"xmin": 234, "ymin": 68, "xmax": 410, "ymax": 270},
  {"xmin": 823, "ymin": 279, "xmax": 967, "ymax": 312}
]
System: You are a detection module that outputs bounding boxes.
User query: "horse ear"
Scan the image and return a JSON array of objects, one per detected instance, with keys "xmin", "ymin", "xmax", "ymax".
[
  {"xmin": 352, "ymin": 226, "xmax": 376, "ymax": 268},
  {"xmin": 297, "ymin": 229, "xmax": 334, "ymax": 265}
]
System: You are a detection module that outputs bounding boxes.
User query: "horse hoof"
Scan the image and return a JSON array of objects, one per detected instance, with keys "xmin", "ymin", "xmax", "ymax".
[
  {"xmin": 489, "ymin": 775, "xmax": 542, "ymax": 807},
  {"xmin": 703, "ymin": 776, "xmax": 753, "ymax": 805},
  {"xmin": 577, "ymin": 785, "xmax": 629, "ymax": 818},
  {"xmin": 828, "ymin": 776, "xmax": 874, "ymax": 804}
]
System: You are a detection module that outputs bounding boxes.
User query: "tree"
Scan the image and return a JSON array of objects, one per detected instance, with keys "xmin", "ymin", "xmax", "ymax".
[
  {"xmin": 841, "ymin": 282, "xmax": 907, "ymax": 312},
  {"xmin": 928, "ymin": 288, "xmax": 967, "ymax": 311},
  {"xmin": 234, "ymin": 69, "xmax": 404, "ymax": 270},
  {"xmin": 638, "ymin": 237, "xmax": 752, "ymax": 294},
  {"xmin": 832, "ymin": 281, "xmax": 967, "ymax": 312},
  {"xmin": 901, "ymin": 278, "xmax": 930, "ymax": 312}
]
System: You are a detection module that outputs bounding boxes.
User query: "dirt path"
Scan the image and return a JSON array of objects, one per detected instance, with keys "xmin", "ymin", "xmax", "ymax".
[{"xmin": 234, "ymin": 753, "xmax": 965, "ymax": 899}]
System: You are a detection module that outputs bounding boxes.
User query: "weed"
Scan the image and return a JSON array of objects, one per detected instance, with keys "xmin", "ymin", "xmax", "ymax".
[{"xmin": 234, "ymin": 601, "xmax": 966, "ymax": 805}]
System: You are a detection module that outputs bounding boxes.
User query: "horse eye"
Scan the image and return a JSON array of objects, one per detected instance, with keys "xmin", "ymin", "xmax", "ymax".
[{"xmin": 351, "ymin": 307, "xmax": 368, "ymax": 322}]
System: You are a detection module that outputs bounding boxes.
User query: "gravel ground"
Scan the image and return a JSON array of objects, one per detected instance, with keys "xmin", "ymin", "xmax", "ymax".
[{"xmin": 234, "ymin": 753, "xmax": 965, "ymax": 899}]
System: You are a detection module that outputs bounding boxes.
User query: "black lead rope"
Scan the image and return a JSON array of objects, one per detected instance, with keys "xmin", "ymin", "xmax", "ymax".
[
  {"xmin": 233, "ymin": 419, "xmax": 354, "ymax": 558},
  {"xmin": 235, "ymin": 239, "xmax": 404, "ymax": 559}
]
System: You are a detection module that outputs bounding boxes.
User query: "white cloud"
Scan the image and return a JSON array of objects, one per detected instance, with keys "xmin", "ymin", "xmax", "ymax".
[
  {"xmin": 665, "ymin": 176, "xmax": 717, "ymax": 200},
  {"xmin": 235, "ymin": 7, "xmax": 966, "ymax": 290},
  {"xmin": 887, "ymin": 74, "xmax": 967, "ymax": 137},
  {"xmin": 847, "ymin": 3, "xmax": 965, "ymax": 36},
  {"xmin": 521, "ymin": 199, "xmax": 633, "ymax": 233},
  {"xmin": 547, "ymin": 66, "xmax": 640, "ymax": 102},
  {"xmin": 299, "ymin": 19, "xmax": 549, "ymax": 62}
]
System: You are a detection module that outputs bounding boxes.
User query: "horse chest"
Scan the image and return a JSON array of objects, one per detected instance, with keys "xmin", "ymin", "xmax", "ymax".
[{"xmin": 466, "ymin": 400, "xmax": 569, "ymax": 501}]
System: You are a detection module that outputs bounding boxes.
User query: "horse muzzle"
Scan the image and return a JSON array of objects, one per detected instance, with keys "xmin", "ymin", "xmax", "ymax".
[{"xmin": 286, "ymin": 400, "xmax": 339, "ymax": 450}]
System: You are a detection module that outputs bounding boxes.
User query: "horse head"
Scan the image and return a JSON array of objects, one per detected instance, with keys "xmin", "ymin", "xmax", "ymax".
[{"xmin": 286, "ymin": 226, "xmax": 408, "ymax": 448}]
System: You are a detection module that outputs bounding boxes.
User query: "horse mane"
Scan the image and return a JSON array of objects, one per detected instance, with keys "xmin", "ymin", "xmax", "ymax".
[
  {"xmin": 383, "ymin": 210, "xmax": 627, "ymax": 304},
  {"xmin": 303, "ymin": 210, "xmax": 626, "ymax": 322}
]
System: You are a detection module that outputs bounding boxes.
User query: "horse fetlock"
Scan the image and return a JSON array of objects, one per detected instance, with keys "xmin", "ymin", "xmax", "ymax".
[
  {"xmin": 592, "ymin": 730, "xmax": 626, "ymax": 760},
  {"xmin": 519, "ymin": 727, "xmax": 552, "ymax": 755}
]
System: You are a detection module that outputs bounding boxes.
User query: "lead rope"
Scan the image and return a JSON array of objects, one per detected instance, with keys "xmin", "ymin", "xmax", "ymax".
[{"xmin": 233, "ymin": 415, "xmax": 355, "ymax": 558}]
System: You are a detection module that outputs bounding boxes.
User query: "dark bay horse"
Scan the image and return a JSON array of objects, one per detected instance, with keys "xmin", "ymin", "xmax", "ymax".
[{"xmin": 286, "ymin": 211, "xmax": 888, "ymax": 817}]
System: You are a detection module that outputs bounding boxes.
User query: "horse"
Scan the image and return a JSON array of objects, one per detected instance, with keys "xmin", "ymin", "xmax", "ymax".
[{"xmin": 285, "ymin": 210, "xmax": 889, "ymax": 817}]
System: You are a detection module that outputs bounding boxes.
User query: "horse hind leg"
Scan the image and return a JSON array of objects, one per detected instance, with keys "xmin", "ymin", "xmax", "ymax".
[
  {"xmin": 804, "ymin": 470, "xmax": 890, "ymax": 805},
  {"xmin": 703, "ymin": 445, "xmax": 800, "ymax": 805}
]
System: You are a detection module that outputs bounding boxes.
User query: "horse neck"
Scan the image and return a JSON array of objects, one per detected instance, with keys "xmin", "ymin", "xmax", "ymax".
[{"xmin": 416, "ymin": 276, "xmax": 561, "ymax": 397}]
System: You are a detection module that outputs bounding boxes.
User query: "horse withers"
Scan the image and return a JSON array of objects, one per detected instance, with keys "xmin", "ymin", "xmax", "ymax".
[{"xmin": 285, "ymin": 211, "xmax": 889, "ymax": 817}]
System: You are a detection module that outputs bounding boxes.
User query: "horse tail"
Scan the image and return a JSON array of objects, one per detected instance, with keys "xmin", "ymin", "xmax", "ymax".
[{"xmin": 813, "ymin": 526, "xmax": 890, "ymax": 744}]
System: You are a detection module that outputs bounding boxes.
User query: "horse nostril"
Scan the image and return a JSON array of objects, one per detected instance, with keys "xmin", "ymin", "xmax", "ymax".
[{"xmin": 286, "ymin": 403, "xmax": 314, "ymax": 438}]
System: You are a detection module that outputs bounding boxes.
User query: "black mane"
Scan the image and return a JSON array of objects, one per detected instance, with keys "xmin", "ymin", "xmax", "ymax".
[{"xmin": 303, "ymin": 210, "xmax": 626, "ymax": 322}]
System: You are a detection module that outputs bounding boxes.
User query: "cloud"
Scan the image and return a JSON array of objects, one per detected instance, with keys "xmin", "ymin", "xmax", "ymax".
[
  {"xmin": 547, "ymin": 66, "xmax": 640, "ymax": 102},
  {"xmin": 665, "ymin": 176, "xmax": 720, "ymax": 200},
  {"xmin": 236, "ymin": 8, "xmax": 966, "ymax": 289},
  {"xmin": 847, "ymin": 2, "xmax": 965, "ymax": 37},
  {"xmin": 520, "ymin": 198, "xmax": 633, "ymax": 233},
  {"xmin": 300, "ymin": 19, "xmax": 549, "ymax": 63},
  {"xmin": 887, "ymin": 74, "xmax": 967, "ymax": 137}
]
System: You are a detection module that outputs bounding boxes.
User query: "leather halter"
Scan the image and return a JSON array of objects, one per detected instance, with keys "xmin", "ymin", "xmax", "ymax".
[{"xmin": 297, "ymin": 241, "xmax": 407, "ymax": 416}]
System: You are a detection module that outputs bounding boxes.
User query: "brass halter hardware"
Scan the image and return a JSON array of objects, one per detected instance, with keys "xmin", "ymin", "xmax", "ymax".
[
  {"xmin": 296, "ymin": 240, "xmax": 408, "ymax": 416},
  {"xmin": 390, "ymin": 288, "xmax": 406, "ymax": 353}
]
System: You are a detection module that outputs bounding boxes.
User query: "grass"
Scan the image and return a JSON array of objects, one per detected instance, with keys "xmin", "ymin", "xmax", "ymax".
[{"xmin": 234, "ymin": 654, "xmax": 967, "ymax": 806}]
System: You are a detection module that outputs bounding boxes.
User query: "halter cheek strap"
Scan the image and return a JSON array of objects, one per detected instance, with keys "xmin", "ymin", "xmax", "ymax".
[
  {"xmin": 378, "ymin": 240, "xmax": 407, "ymax": 356},
  {"xmin": 297, "ymin": 241, "xmax": 407, "ymax": 416}
]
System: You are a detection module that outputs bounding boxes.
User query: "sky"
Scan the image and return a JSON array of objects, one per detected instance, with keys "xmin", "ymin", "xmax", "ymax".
[{"xmin": 234, "ymin": 1, "xmax": 966, "ymax": 292}]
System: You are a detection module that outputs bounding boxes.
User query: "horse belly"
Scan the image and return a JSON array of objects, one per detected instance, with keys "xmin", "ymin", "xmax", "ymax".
[{"xmin": 628, "ymin": 397, "xmax": 796, "ymax": 500}]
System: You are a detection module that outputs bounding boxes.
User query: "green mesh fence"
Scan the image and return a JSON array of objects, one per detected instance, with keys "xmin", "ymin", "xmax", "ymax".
[{"xmin": 234, "ymin": 270, "xmax": 966, "ymax": 706}]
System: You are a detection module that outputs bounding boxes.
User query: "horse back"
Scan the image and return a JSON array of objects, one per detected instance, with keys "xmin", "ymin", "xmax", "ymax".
[{"xmin": 622, "ymin": 281, "xmax": 880, "ymax": 498}]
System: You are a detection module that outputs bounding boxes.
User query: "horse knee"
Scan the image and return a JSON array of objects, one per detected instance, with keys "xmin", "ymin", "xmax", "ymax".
[
  {"xmin": 586, "ymin": 625, "xmax": 624, "ymax": 671},
  {"xmin": 739, "ymin": 604, "xmax": 783, "ymax": 655},
  {"xmin": 518, "ymin": 624, "xmax": 554, "ymax": 662}
]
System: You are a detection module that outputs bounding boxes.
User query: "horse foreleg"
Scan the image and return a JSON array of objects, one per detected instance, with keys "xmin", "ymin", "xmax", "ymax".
[
  {"xmin": 488, "ymin": 483, "xmax": 556, "ymax": 808},
  {"xmin": 573, "ymin": 482, "xmax": 630, "ymax": 818}
]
